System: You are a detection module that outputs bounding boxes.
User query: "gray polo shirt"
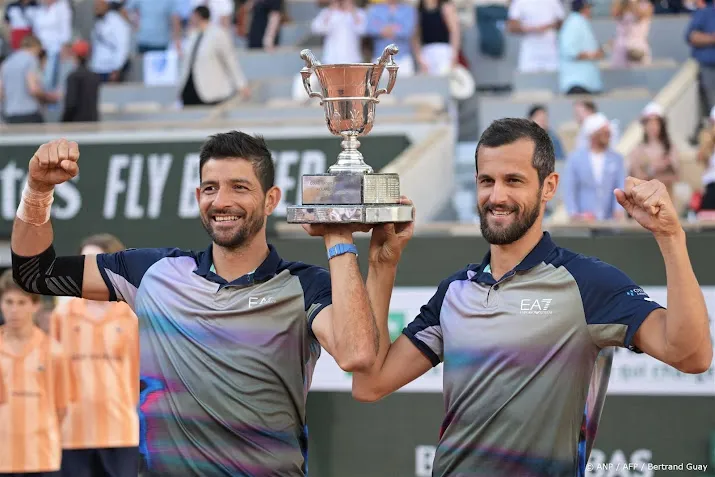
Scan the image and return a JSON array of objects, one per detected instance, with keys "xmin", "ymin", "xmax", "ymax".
[
  {"xmin": 0, "ymin": 49, "xmax": 41, "ymax": 117},
  {"xmin": 96, "ymin": 244, "xmax": 332, "ymax": 476},
  {"xmin": 403, "ymin": 232, "xmax": 663, "ymax": 477}
]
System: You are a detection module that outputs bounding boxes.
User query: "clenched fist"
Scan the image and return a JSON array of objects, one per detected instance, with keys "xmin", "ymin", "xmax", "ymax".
[
  {"xmin": 28, "ymin": 138, "xmax": 80, "ymax": 192},
  {"xmin": 614, "ymin": 177, "xmax": 681, "ymax": 238}
]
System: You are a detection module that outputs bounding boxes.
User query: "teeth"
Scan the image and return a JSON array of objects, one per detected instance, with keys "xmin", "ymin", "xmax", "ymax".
[
  {"xmin": 491, "ymin": 211, "xmax": 511, "ymax": 216},
  {"xmin": 214, "ymin": 216, "xmax": 240, "ymax": 222}
]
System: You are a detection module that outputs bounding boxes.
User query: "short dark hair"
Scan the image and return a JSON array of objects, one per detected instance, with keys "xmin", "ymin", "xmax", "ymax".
[
  {"xmin": 475, "ymin": 118, "xmax": 555, "ymax": 185},
  {"xmin": 199, "ymin": 131, "xmax": 275, "ymax": 193},
  {"xmin": 527, "ymin": 104, "xmax": 546, "ymax": 119},
  {"xmin": 194, "ymin": 5, "xmax": 210, "ymax": 20}
]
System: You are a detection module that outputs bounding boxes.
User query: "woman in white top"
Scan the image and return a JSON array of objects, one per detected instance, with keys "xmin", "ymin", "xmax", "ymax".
[
  {"xmin": 310, "ymin": 0, "xmax": 366, "ymax": 64},
  {"xmin": 507, "ymin": 0, "xmax": 564, "ymax": 73},
  {"xmin": 32, "ymin": 0, "xmax": 72, "ymax": 89}
]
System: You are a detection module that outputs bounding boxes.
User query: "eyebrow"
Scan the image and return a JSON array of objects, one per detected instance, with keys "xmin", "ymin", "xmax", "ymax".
[{"xmin": 200, "ymin": 178, "xmax": 254, "ymax": 188}]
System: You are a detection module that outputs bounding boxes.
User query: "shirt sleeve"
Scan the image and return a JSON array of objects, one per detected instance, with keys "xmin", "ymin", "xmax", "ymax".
[
  {"xmin": 402, "ymin": 270, "xmax": 465, "ymax": 367},
  {"xmin": 95, "ymin": 248, "xmax": 176, "ymax": 308},
  {"xmin": 564, "ymin": 255, "xmax": 665, "ymax": 352},
  {"xmin": 292, "ymin": 264, "xmax": 333, "ymax": 332},
  {"xmin": 507, "ymin": 0, "xmax": 521, "ymax": 20},
  {"xmin": 685, "ymin": 10, "xmax": 705, "ymax": 42}
]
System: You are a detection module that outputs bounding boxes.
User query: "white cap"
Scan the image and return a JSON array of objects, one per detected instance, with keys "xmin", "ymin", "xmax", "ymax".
[
  {"xmin": 582, "ymin": 112, "xmax": 610, "ymax": 137},
  {"xmin": 641, "ymin": 102, "xmax": 664, "ymax": 118},
  {"xmin": 709, "ymin": 105, "xmax": 715, "ymax": 121}
]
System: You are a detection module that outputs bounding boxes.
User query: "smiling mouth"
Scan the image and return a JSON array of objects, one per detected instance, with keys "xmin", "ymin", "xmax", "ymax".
[
  {"xmin": 489, "ymin": 210, "xmax": 514, "ymax": 218},
  {"xmin": 212, "ymin": 215, "xmax": 243, "ymax": 223}
]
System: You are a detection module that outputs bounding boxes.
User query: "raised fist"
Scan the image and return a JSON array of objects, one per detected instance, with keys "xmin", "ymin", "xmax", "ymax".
[{"xmin": 28, "ymin": 139, "xmax": 80, "ymax": 192}]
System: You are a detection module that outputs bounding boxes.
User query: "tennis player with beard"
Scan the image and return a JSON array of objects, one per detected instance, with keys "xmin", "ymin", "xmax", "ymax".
[
  {"xmin": 10, "ymin": 130, "xmax": 382, "ymax": 477},
  {"xmin": 352, "ymin": 118, "xmax": 712, "ymax": 477}
]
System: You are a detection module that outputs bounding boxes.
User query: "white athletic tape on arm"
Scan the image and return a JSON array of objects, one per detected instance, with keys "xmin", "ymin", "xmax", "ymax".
[{"xmin": 16, "ymin": 182, "xmax": 54, "ymax": 226}]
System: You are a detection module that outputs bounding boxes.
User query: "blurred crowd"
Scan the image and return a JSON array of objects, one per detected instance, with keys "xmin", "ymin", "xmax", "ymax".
[{"xmin": 0, "ymin": 0, "xmax": 714, "ymax": 221}]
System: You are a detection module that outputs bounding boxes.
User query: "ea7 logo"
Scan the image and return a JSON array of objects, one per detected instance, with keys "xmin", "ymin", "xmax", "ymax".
[
  {"xmin": 520, "ymin": 299, "xmax": 553, "ymax": 315},
  {"xmin": 249, "ymin": 296, "xmax": 276, "ymax": 308}
]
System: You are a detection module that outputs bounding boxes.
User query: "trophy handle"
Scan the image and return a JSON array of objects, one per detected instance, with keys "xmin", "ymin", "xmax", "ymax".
[
  {"xmin": 375, "ymin": 44, "xmax": 399, "ymax": 98},
  {"xmin": 300, "ymin": 49, "xmax": 324, "ymax": 101}
]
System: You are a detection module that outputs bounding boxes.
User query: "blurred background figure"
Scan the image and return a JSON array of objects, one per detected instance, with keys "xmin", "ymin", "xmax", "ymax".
[
  {"xmin": 685, "ymin": 0, "xmax": 715, "ymax": 143},
  {"xmin": 413, "ymin": 0, "xmax": 460, "ymax": 75},
  {"xmin": 610, "ymin": 0, "xmax": 653, "ymax": 67},
  {"xmin": 32, "ymin": 0, "xmax": 72, "ymax": 91},
  {"xmin": 528, "ymin": 104, "xmax": 566, "ymax": 161},
  {"xmin": 89, "ymin": 0, "xmax": 132, "ymax": 83},
  {"xmin": 192, "ymin": 0, "xmax": 234, "ymax": 28},
  {"xmin": 564, "ymin": 112, "xmax": 626, "ymax": 221},
  {"xmin": 628, "ymin": 102, "xmax": 680, "ymax": 197},
  {"xmin": 365, "ymin": 0, "xmax": 417, "ymax": 75},
  {"xmin": 124, "ymin": 0, "xmax": 183, "ymax": 54},
  {"xmin": 4, "ymin": 0, "xmax": 39, "ymax": 51},
  {"xmin": 61, "ymin": 39, "xmax": 100, "ymax": 122},
  {"xmin": 51, "ymin": 234, "xmax": 140, "ymax": 477},
  {"xmin": 696, "ymin": 105, "xmax": 715, "ymax": 216},
  {"xmin": 0, "ymin": 269, "xmax": 75, "ymax": 477},
  {"xmin": 507, "ymin": 0, "xmax": 564, "ymax": 73},
  {"xmin": 178, "ymin": 5, "xmax": 249, "ymax": 106},
  {"xmin": 311, "ymin": 0, "xmax": 366, "ymax": 64},
  {"xmin": 573, "ymin": 99, "xmax": 620, "ymax": 151},
  {"xmin": 245, "ymin": 0, "xmax": 284, "ymax": 50},
  {"xmin": 0, "ymin": 34, "xmax": 59, "ymax": 123},
  {"xmin": 559, "ymin": 0, "xmax": 603, "ymax": 95}
]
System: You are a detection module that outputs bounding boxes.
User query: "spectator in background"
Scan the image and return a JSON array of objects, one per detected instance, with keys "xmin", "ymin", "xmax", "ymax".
[
  {"xmin": 474, "ymin": 0, "xmax": 508, "ymax": 59},
  {"xmin": 528, "ymin": 104, "xmax": 566, "ymax": 160},
  {"xmin": 246, "ymin": 0, "xmax": 283, "ymax": 50},
  {"xmin": 564, "ymin": 112, "xmax": 626, "ymax": 221},
  {"xmin": 33, "ymin": 0, "xmax": 72, "ymax": 90},
  {"xmin": 413, "ymin": 0, "xmax": 460, "ymax": 75},
  {"xmin": 193, "ymin": 0, "xmax": 234, "ymax": 28},
  {"xmin": 685, "ymin": 0, "xmax": 715, "ymax": 143},
  {"xmin": 311, "ymin": 0, "xmax": 367, "ymax": 64},
  {"xmin": 507, "ymin": 0, "xmax": 564, "ymax": 73},
  {"xmin": 4, "ymin": 0, "xmax": 39, "ymax": 51},
  {"xmin": 629, "ymin": 102, "xmax": 680, "ymax": 197},
  {"xmin": 53, "ymin": 234, "xmax": 140, "ymax": 477},
  {"xmin": 125, "ymin": 0, "xmax": 183, "ymax": 53},
  {"xmin": 0, "ymin": 34, "xmax": 59, "ymax": 123},
  {"xmin": 610, "ymin": 0, "xmax": 653, "ymax": 67},
  {"xmin": 62, "ymin": 40, "xmax": 100, "ymax": 122},
  {"xmin": 179, "ymin": 6, "xmax": 250, "ymax": 106},
  {"xmin": 573, "ymin": 99, "xmax": 620, "ymax": 150},
  {"xmin": 90, "ymin": 0, "xmax": 132, "ymax": 83},
  {"xmin": 558, "ymin": 0, "xmax": 603, "ymax": 95},
  {"xmin": 696, "ymin": 105, "xmax": 715, "ymax": 213},
  {"xmin": 366, "ymin": 0, "xmax": 417, "ymax": 75}
]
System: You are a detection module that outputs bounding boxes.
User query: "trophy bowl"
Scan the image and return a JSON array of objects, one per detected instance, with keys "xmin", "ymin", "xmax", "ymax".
[{"xmin": 286, "ymin": 45, "xmax": 414, "ymax": 224}]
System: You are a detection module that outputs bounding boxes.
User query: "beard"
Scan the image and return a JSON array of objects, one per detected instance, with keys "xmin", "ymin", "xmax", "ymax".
[
  {"xmin": 479, "ymin": 188, "xmax": 542, "ymax": 245},
  {"xmin": 200, "ymin": 206, "xmax": 265, "ymax": 250}
]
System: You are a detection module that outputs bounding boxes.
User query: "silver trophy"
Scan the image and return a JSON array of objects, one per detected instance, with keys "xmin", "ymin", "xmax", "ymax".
[{"xmin": 286, "ymin": 45, "xmax": 415, "ymax": 224}]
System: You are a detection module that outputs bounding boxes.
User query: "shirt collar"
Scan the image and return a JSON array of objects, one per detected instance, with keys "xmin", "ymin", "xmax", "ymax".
[
  {"xmin": 472, "ymin": 232, "xmax": 557, "ymax": 284},
  {"xmin": 194, "ymin": 243, "xmax": 282, "ymax": 287}
]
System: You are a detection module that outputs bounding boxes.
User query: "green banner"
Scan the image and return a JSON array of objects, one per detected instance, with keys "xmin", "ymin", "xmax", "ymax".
[
  {"xmin": 0, "ymin": 135, "xmax": 410, "ymax": 253},
  {"xmin": 305, "ymin": 393, "xmax": 715, "ymax": 477}
]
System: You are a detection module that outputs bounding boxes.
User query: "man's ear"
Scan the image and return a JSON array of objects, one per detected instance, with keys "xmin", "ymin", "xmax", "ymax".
[{"xmin": 264, "ymin": 186, "xmax": 282, "ymax": 215}]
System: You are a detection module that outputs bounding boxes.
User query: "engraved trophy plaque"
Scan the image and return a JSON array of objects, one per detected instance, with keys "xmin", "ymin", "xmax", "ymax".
[{"xmin": 286, "ymin": 44, "xmax": 415, "ymax": 224}]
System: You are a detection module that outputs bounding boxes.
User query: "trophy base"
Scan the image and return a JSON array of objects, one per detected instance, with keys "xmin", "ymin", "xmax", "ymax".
[{"xmin": 286, "ymin": 204, "xmax": 414, "ymax": 224}]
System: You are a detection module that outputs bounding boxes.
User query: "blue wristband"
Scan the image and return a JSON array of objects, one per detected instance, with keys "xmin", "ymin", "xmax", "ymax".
[{"xmin": 327, "ymin": 243, "xmax": 358, "ymax": 260}]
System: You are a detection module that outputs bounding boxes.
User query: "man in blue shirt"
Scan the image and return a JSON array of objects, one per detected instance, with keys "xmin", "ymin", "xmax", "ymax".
[
  {"xmin": 353, "ymin": 118, "xmax": 712, "ymax": 477},
  {"xmin": 10, "ymin": 131, "xmax": 382, "ymax": 476},
  {"xmin": 686, "ymin": 0, "xmax": 715, "ymax": 141},
  {"xmin": 365, "ymin": 0, "xmax": 417, "ymax": 75},
  {"xmin": 125, "ymin": 0, "xmax": 183, "ymax": 53},
  {"xmin": 558, "ymin": 0, "xmax": 603, "ymax": 95}
]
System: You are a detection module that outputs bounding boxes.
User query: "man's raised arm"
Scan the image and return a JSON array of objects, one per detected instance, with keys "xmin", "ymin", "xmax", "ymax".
[{"xmin": 11, "ymin": 139, "xmax": 111, "ymax": 301}]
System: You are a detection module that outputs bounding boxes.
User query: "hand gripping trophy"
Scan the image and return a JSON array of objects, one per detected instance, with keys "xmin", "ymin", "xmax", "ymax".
[{"xmin": 286, "ymin": 44, "xmax": 415, "ymax": 224}]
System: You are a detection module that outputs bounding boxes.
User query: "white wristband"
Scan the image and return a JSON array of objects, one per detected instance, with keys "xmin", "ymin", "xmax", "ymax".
[{"xmin": 16, "ymin": 182, "xmax": 54, "ymax": 226}]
